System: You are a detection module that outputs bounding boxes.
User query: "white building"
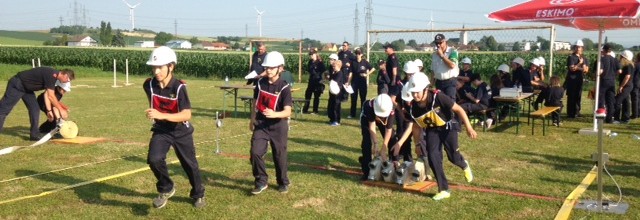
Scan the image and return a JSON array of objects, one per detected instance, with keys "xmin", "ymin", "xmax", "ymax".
[
  {"xmin": 165, "ymin": 40, "xmax": 192, "ymax": 49},
  {"xmin": 552, "ymin": 41, "xmax": 572, "ymax": 51},
  {"xmin": 67, "ymin": 36, "xmax": 98, "ymax": 47},
  {"xmin": 134, "ymin": 41, "xmax": 155, "ymax": 48}
]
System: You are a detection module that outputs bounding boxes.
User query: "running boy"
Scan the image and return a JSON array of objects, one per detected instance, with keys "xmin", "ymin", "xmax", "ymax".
[
  {"xmin": 249, "ymin": 51, "xmax": 293, "ymax": 194},
  {"xmin": 359, "ymin": 94, "xmax": 396, "ymax": 180},
  {"xmin": 407, "ymin": 72, "xmax": 477, "ymax": 201},
  {"xmin": 143, "ymin": 46, "xmax": 205, "ymax": 208}
]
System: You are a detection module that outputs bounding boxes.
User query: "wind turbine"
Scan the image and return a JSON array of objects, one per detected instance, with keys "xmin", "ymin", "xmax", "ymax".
[
  {"xmin": 123, "ymin": 0, "xmax": 141, "ymax": 31},
  {"xmin": 255, "ymin": 7, "xmax": 265, "ymax": 37}
]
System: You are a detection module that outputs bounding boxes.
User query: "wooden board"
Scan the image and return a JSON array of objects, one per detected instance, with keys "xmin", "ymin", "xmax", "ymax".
[
  {"xmin": 362, "ymin": 180, "xmax": 437, "ymax": 193},
  {"xmin": 51, "ymin": 137, "xmax": 107, "ymax": 144}
]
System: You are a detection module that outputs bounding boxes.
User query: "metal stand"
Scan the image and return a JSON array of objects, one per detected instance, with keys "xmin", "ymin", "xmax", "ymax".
[
  {"xmin": 215, "ymin": 111, "xmax": 222, "ymax": 154},
  {"xmin": 575, "ymin": 114, "xmax": 629, "ymax": 214}
]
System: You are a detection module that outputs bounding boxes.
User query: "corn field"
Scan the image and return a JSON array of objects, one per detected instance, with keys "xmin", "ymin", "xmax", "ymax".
[{"xmin": 0, "ymin": 46, "xmax": 597, "ymax": 81}]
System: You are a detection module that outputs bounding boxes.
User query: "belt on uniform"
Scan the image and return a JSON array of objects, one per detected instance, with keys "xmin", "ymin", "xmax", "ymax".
[{"xmin": 435, "ymin": 78, "xmax": 456, "ymax": 82}]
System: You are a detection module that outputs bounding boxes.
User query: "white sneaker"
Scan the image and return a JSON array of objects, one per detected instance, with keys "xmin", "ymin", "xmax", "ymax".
[{"xmin": 485, "ymin": 119, "xmax": 493, "ymax": 129}]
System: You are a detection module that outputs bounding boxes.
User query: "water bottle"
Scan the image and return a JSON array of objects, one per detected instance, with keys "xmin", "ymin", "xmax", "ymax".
[{"xmin": 224, "ymin": 76, "xmax": 229, "ymax": 86}]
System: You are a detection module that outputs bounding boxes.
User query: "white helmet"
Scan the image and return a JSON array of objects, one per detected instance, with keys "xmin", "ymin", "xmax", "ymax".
[
  {"xmin": 408, "ymin": 72, "xmax": 430, "ymax": 92},
  {"xmin": 147, "ymin": 46, "xmax": 177, "ymax": 66},
  {"xmin": 512, "ymin": 57, "xmax": 525, "ymax": 66},
  {"xmin": 497, "ymin": 64, "xmax": 510, "ymax": 73},
  {"xmin": 537, "ymin": 56, "xmax": 546, "ymax": 66},
  {"xmin": 621, "ymin": 50, "xmax": 634, "ymax": 61},
  {"xmin": 329, "ymin": 80, "xmax": 340, "ymax": 95},
  {"xmin": 461, "ymin": 57, "xmax": 472, "ymax": 64},
  {"xmin": 413, "ymin": 59, "xmax": 423, "ymax": 68},
  {"xmin": 401, "ymin": 84, "xmax": 413, "ymax": 102},
  {"xmin": 574, "ymin": 39, "xmax": 584, "ymax": 47},
  {"xmin": 59, "ymin": 120, "xmax": 78, "ymax": 139},
  {"xmin": 262, "ymin": 51, "xmax": 285, "ymax": 67},
  {"xmin": 328, "ymin": 53, "xmax": 339, "ymax": 60},
  {"xmin": 373, "ymin": 94, "xmax": 393, "ymax": 117},
  {"xmin": 55, "ymin": 80, "xmax": 71, "ymax": 92},
  {"xmin": 530, "ymin": 58, "xmax": 541, "ymax": 67},
  {"xmin": 403, "ymin": 61, "xmax": 419, "ymax": 74}
]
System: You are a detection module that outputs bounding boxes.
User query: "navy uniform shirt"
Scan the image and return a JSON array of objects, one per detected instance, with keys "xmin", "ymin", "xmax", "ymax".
[
  {"xmin": 37, "ymin": 89, "xmax": 63, "ymax": 112},
  {"xmin": 308, "ymin": 60, "xmax": 326, "ymax": 85},
  {"xmin": 361, "ymin": 99, "xmax": 395, "ymax": 130},
  {"xmin": 512, "ymin": 66, "xmax": 532, "ymax": 88},
  {"xmin": 253, "ymin": 77, "xmax": 293, "ymax": 124},
  {"xmin": 352, "ymin": 59, "xmax": 373, "ymax": 80},
  {"xmin": 634, "ymin": 62, "xmax": 640, "ymax": 87},
  {"xmin": 619, "ymin": 64, "xmax": 634, "ymax": 87},
  {"xmin": 251, "ymin": 51, "xmax": 267, "ymax": 74},
  {"xmin": 17, "ymin": 67, "xmax": 58, "ymax": 92},
  {"xmin": 600, "ymin": 55, "xmax": 620, "ymax": 82},
  {"xmin": 567, "ymin": 53, "xmax": 589, "ymax": 80},
  {"xmin": 545, "ymin": 86, "xmax": 564, "ymax": 107},
  {"xmin": 386, "ymin": 53, "xmax": 399, "ymax": 85},
  {"xmin": 338, "ymin": 50, "xmax": 356, "ymax": 68},
  {"xmin": 459, "ymin": 69, "xmax": 474, "ymax": 89},
  {"xmin": 410, "ymin": 90, "xmax": 456, "ymax": 130},
  {"xmin": 143, "ymin": 77, "xmax": 193, "ymax": 134}
]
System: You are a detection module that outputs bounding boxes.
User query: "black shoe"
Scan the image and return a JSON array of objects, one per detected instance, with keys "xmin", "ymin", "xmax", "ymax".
[
  {"xmin": 277, "ymin": 185, "xmax": 289, "ymax": 193},
  {"xmin": 251, "ymin": 184, "xmax": 268, "ymax": 195},
  {"xmin": 30, "ymin": 134, "xmax": 44, "ymax": 141}
]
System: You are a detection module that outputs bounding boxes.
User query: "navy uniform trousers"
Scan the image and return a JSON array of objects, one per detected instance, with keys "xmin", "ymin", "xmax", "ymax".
[{"xmin": 0, "ymin": 77, "xmax": 41, "ymax": 138}]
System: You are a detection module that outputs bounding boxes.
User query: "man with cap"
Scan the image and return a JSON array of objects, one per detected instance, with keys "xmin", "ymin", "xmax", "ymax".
[
  {"xmin": 385, "ymin": 43, "xmax": 401, "ymax": 103},
  {"xmin": 143, "ymin": 46, "xmax": 205, "ymax": 208},
  {"xmin": 349, "ymin": 47, "xmax": 375, "ymax": 118},
  {"xmin": 598, "ymin": 44, "xmax": 620, "ymax": 123},
  {"xmin": 246, "ymin": 42, "xmax": 268, "ymax": 85},
  {"xmin": 431, "ymin": 34, "xmax": 459, "ymax": 100},
  {"xmin": 36, "ymin": 80, "xmax": 71, "ymax": 133},
  {"xmin": 0, "ymin": 67, "xmax": 74, "ymax": 140},
  {"xmin": 458, "ymin": 57, "xmax": 475, "ymax": 90},
  {"xmin": 249, "ymin": 51, "xmax": 293, "ymax": 194},
  {"xmin": 565, "ymin": 40, "xmax": 589, "ymax": 118}
]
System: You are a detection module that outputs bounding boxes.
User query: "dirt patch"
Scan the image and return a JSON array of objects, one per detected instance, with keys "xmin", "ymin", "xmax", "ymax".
[{"xmin": 293, "ymin": 197, "xmax": 326, "ymax": 208}]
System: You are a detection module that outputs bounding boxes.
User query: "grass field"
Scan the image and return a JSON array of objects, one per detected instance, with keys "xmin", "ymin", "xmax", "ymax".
[{"xmin": 0, "ymin": 64, "xmax": 639, "ymax": 219}]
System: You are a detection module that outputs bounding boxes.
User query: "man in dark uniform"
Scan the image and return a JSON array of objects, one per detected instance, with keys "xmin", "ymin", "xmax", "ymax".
[
  {"xmin": 0, "ymin": 67, "xmax": 74, "ymax": 140},
  {"xmin": 385, "ymin": 43, "xmax": 400, "ymax": 103},
  {"xmin": 349, "ymin": 48, "xmax": 374, "ymax": 118},
  {"xmin": 246, "ymin": 42, "xmax": 268, "ymax": 85},
  {"xmin": 598, "ymin": 44, "xmax": 620, "ymax": 123},
  {"xmin": 249, "ymin": 51, "xmax": 293, "ymax": 194},
  {"xmin": 143, "ymin": 46, "xmax": 205, "ymax": 208},
  {"xmin": 565, "ymin": 40, "xmax": 589, "ymax": 118},
  {"xmin": 338, "ymin": 41, "xmax": 356, "ymax": 73}
]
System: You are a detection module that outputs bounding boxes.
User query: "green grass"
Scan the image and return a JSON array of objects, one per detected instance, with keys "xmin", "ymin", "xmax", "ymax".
[{"xmin": 0, "ymin": 63, "xmax": 639, "ymax": 219}]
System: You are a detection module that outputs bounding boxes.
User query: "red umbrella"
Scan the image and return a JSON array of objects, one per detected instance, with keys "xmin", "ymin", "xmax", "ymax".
[{"xmin": 488, "ymin": 0, "xmax": 640, "ymax": 131}]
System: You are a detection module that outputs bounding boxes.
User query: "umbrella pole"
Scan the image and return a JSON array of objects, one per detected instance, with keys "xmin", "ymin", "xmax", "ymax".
[{"xmin": 579, "ymin": 28, "xmax": 610, "ymax": 136}]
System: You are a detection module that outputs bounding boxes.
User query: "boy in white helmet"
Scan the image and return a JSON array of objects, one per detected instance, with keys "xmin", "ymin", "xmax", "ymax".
[
  {"xmin": 359, "ymin": 93, "xmax": 397, "ymax": 180},
  {"xmin": 143, "ymin": 46, "xmax": 205, "ymax": 208},
  {"xmin": 37, "ymin": 80, "xmax": 71, "ymax": 133},
  {"xmin": 407, "ymin": 72, "xmax": 476, "ymax": 201},
  {"xmin": 565, "ymin": 39, "xmax": 589, "ymax": 118},
  {"xmin": 249, "ymin": 51, "xmax": 293, "ymax": 194}
]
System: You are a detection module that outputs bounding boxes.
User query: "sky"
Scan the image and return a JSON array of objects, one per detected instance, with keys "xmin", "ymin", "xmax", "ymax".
[{"xmin": 0, "ymin": 0, "xmax": 638, "ymax": 47}]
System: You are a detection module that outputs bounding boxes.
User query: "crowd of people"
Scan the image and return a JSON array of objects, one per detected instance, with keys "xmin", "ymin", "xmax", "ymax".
[{"xmin": 2, "ymin": 36, "xmax": 638, "ymax": 208}]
